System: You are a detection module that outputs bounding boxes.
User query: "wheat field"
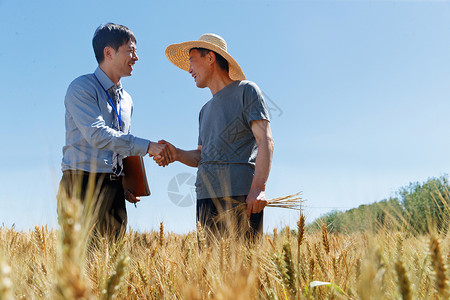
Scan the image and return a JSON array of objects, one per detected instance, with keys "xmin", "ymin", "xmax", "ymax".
[{"xmin": 0, "ymin": 202, "xmax": 449, "ymax": 299}]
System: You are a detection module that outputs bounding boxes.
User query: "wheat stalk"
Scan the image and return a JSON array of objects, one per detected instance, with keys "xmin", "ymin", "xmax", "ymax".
[
  {"xmin": 395, "ymin": 259, "xmax": 412, "ymax": 300},
  {"xmin": 159, "ymin": 222, "xmax": 165, "ymax": 247},
  {"xmin": 297, "ymin": 215, "xmax": 305, "ymax": 250},
  {"xmin": 33, "ymin": 226, "xmax": 47, "ymax": 261},
  {"xmin": 0, "ymin": 261, "xmax": 12, "ymax": 300},
  {"xmin": 429, "ymin": 236, "xmax": 448, "ymax": 298},
  {"xmin": 214, "ymin": 193, "xmax": 304, "ymax": 227},
  {"xmin": 273, "ymin": 228, "xmax": 278, "ymax": 246},
  {"xmin": 55, "ymin": 197, "xmax": 90, "ymax": 300},
  {"xmin": 137, "ymin": 262, "xmax": 148, "ymax": 286},
  {"xmin": 309, "ymin": 257, "xmax": 315, "ymax": 281},
  {"xmin": 355, "ymin": 258, "xmax": 361, "ymax": 281},
  {"xmin": 196, "ymin": 221, "xmax": 206, "ymax": 250},
  {"xmin": 265, "ymin": 192, "xmax": 304, "ymax": 209},
  {"xmin": 321, "ymin": 223, "xmax": 330, "ymax": 255},
  {"xmin": 282, "ymin": 243, "xmax": 297, "ymax": 297},
  {"xmin": 285, "ymin": 225, "xmax": 291, "ymax": 242},
  {"xmin": 225, "ymin": 192, "xmax": 304, "ymax": 215},
  {"xmin": 102, "ymin": 255, "xmax": 130, "ymax": 300},
  {"xmin": 297, "ymin": 212, "xmax": 306, "ymax": 290},
  {"xmin": 332, "ymin": 256, "xmax": 340, "ymax": 280},
  {"xmin": 315, "ymin": 243, "xmax": 326, "ymax": 279}
]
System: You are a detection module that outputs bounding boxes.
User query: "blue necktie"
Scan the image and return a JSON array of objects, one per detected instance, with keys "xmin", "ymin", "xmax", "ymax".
[{"xmin": 108, "ymin": 86, "xmax": 123, "ymax": 177}]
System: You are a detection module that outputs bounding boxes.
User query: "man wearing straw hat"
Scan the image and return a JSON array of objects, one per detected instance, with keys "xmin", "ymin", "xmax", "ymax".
[{"xmin": 157, "ymin": 33, "xmax": 274, "ymax": 240}]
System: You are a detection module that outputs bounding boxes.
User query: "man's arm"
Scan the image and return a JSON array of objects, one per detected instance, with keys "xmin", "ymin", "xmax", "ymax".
[
  {"xmin": 66, "ymin": 80, "xmax": 171, "ymax": 162},
  {"xmin": 246, "ymin": 119, "xmax": 274, "ymax": 218},
  {"xmin": 66, "ymin": 80, "xmax": 149, "ymax": 156},
  {"xmin": 153, "ymin": 140, "xmax": 202, "ymax": 167}
]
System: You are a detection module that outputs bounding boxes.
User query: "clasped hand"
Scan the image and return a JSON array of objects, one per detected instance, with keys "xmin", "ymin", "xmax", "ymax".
[
  {"xmin": 124, "ymin": 141, "xmax": 174, "ymax": 204},
  {"xmin": 148, "ymin": 140, "xmax": 176, "ymax": 167}
]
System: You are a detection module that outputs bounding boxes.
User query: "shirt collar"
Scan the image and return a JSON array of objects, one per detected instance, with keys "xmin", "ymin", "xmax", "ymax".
[{"xmin": 94, "ymin": 67, "xmax": 122, "ymax": 91}]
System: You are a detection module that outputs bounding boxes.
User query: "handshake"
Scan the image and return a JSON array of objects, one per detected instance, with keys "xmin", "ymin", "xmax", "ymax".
[
  {"xmin": 147, "ymin": 140, "xmax": 177, "ymax": 167},
  {"xmin": 125, "ymin": 140, "xmax": 177, "ymax": 204}
]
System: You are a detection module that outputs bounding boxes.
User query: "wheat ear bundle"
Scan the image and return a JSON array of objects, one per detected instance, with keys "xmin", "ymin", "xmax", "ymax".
[
  {"xmin": 233, "ymin": 192, "xmax": 303, "ymax": 211},
  {"xmin": 264, "ymin": 192, "xmax": 304, "ymax": 210},
  {"xmin": 214, "ymin": 192, "xmax": 303, "ymax": 223}
]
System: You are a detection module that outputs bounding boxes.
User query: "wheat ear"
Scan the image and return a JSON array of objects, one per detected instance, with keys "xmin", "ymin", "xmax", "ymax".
[
  {"xmin": 159, "ymin": 222, "xmax": 165, "ymax": 247},
  {"xmin": 395, "ymin": 259, "xmax": 412, "ymax": 300},
  {"xmin": 430, "ymin": 236, "xmax": 448, "ymax": 298},
  {"xmin": 0, "ymin": 261, "xmax": 12, "ymax": 300},
  {"xmin": 282, "ymin": 243, "xmax": 297, "ymax": 297},
  {"xmin": 137, "ymin": 262, "xmax": 148, "ymax": 286},
  {"xmin": 321, "ymin": 223, "xmax": 330, "ymax": 255},
  {"xmin": 102, "ymin": 255, "xmax": 130, "ymax": 300}
]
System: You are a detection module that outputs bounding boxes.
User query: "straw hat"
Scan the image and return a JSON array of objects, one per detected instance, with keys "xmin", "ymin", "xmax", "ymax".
[{"xmin": 165, "ymin": 33, "xmax": 246, "ymax": 81}]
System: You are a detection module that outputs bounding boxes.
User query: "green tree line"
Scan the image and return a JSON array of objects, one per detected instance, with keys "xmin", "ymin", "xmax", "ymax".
[{"xmin": 310, "ymin": 176, "xmax": 450, "ymax": 234}]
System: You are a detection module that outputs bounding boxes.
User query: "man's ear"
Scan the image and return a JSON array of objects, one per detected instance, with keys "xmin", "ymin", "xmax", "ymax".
[
  {"xmin": 207, "ymin": 51, "xmax": 216, "ymax": 66},
  {"xmin": 103, "ymin": 46, "xmax": 113, "ymax": 61}
]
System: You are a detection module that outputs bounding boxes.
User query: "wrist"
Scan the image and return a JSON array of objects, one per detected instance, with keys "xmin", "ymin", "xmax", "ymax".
[
  {"xmin": 147, "ymin": 141, "xmax": 156, "ymax": 155},
  {"xmin": 147, "ymin": 142, "xmax": 152, "ymax": 154},
  {"xmin": 250, "ymin": 183, "xmax": 266, "ymax": 192},
  {"xmin": 173, "ymin": 147, "xmax": 180, "ymax": 161}
]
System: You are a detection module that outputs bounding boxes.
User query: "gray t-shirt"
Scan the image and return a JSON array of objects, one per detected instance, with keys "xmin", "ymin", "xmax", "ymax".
[{"xmin": 196, "ymin": 80, "xmax": 270, "ymax": 199}]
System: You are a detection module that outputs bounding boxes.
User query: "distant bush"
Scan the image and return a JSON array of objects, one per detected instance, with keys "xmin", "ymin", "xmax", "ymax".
[{"xmin": 311, "ymin": 176, "xmax": 450, "ymax": 234}]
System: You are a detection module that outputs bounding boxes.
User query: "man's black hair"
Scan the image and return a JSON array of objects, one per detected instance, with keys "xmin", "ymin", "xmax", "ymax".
[
  {"xmin": 190, "ymin": 48, "xmax": 229, "ymax": 73},
  {"xmin": 92, "ymin": 23, "xmax": 136, "ymax": 64}
]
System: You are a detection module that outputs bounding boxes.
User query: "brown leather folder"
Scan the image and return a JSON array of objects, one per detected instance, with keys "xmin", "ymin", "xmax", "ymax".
[{"xmin": 122, "ymin": 156, "xmax": 150, "ymax": 196}]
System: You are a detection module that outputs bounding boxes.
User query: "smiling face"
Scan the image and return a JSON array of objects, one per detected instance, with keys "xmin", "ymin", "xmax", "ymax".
[
  {"xmin": 110, "ymin": 40, "xmax": 138, "ymax": 80},
  {"xmin": 188, "ymin": 49, "xmax": 213, "ymax": 88}
]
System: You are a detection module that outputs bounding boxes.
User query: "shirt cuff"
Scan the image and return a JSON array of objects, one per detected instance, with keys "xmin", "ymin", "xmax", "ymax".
[{"xmin": 131, "ymin": 137, "xmax": 151, "ymax": 156}]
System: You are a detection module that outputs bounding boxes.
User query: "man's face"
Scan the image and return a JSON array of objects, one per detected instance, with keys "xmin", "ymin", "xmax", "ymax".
[
  {"xmin": 189, "ymin": 49, "xmax": 211, "ymax": 88},
  {"xmin": 110, "ymin": 40, "xmax": 138, "ymax": 79}
]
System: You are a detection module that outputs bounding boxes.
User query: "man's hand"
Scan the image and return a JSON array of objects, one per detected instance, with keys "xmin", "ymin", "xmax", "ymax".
[
  {"xmin": 246, "ymin": 187, "xmax": 268, "ymax": 219},
  {"xmin": 147, "ymin": 141, "xmax": 173, "ymax": 166},
  {"xmin": 124, "ymin": 189, "xmax": 141, "ymax": 204},
  {"xmin": 153, "ymin": 140, "xmax": 177, "ymax": 167}
]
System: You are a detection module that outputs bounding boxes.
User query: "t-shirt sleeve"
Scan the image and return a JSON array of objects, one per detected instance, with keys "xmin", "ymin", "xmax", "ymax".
[{"xmin": 242, "ymin": 81, "xmax": 270, "ymax": 126}]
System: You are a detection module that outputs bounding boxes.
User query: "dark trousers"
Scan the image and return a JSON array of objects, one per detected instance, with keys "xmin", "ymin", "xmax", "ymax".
[
  {"xmin": 57, "ymin": 171, "xmax": 127, "ymax": 239},
  {"xmin": 197, "ymin": 196, "xmax": 263, "ymax": 242}
]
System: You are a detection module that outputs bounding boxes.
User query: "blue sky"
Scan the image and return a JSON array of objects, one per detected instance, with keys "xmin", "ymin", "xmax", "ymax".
[{"xmin": 1, "ymin": 0, "xmax": 450, "ymax": 233}]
